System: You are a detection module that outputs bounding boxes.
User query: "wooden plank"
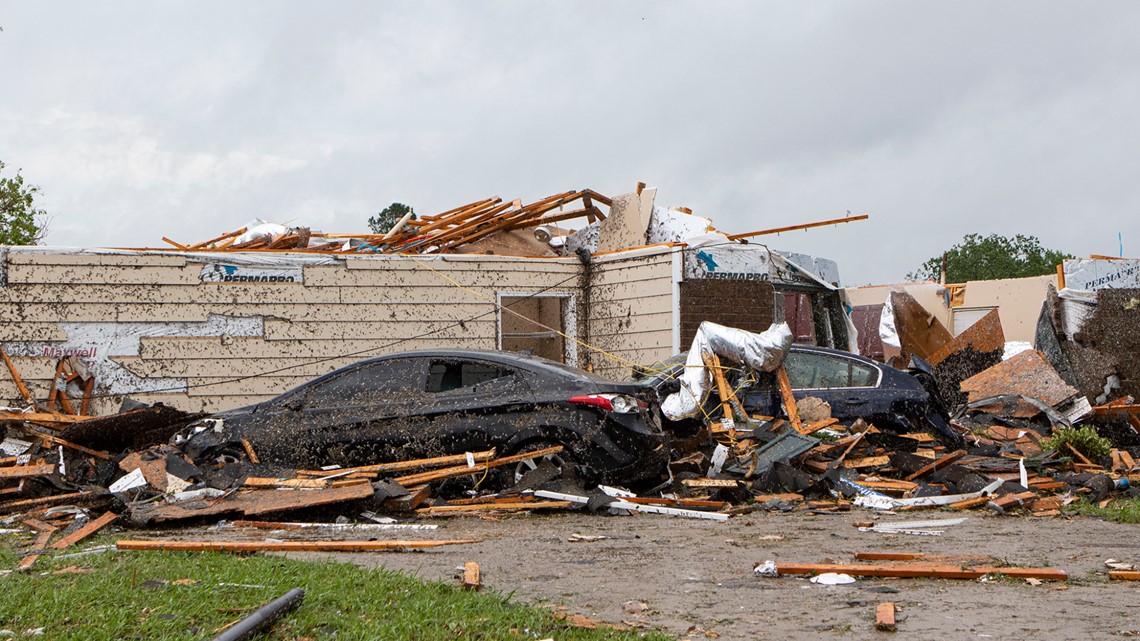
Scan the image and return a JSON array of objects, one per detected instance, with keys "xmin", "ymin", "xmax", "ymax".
[
  {"xmin": 34, "ymin": 433, "xmax": 113, "ymax": 460},
  {"xmin": 0, "ymin": 491, "xmax": 101, "ymax": 514},
  {"xmin": 461, "ymin": 561, "xmax": 481, "ymax": 591},
  {"xmin": 115, "ymin": 539, "xmax": 481, "ymax": 552},
  {"xmin": 241, "ymin": 438, "xmax": 261, "ymax": 465},
  {"xmin": 416, "ymin": 501, "xmax": 572, "ymax": 516},
  {"xmin": 382, "ymin": 484, "xmax": 431, "ymax": 512},
  {"xmin": 903, "ymin": 449, "xmax": 967, "ymax": 482},
  {"xmin": 727, "ymin": 214, "xmax": 869, "ymax": 240},
  {"xmin": 0, "ymin": 463, "xmax": 56, "ymax": 480},
  {"xmin": 49, "ymin": 511, "xmax": 118, "ymax": 550},
  {"xmin": 300, "ymin": 450, "xmax": 497, "ymax": 478},
  {"xmin": 17, "ymin": 523, "xmax": 57, "ymax": 571},
  {"xmin": 1109, "ymin": 571, "xmax": 1140, "ymax": 581},
  {"xmin": 843, "ymin": 456, "xmax": 891, "ymax": 469},
  {"xmin": 775, "ymin": 365, "xmax": 804, "ymax": 433},
  {"xmin": 0, "ymin": 346, "xmax": 36, "ymax": 406},
  {"xmin": 394, "ymin": 446, "xmax": 562, "ymax": 487},
  {"xmin": 876, "ymin": 602, "xmax": 897, "ymax": 632},
  {"xmin": 775, "ymin": 562, "xmax": 1066, "ymax": 581}
]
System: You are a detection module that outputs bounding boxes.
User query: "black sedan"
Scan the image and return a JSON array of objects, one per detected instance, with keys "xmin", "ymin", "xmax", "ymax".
[
  {"xmin": 637, "ymin": 344, "xmax": 959, "ymax": 444},
  {"xmin": 174, "ymin": 349, "xmax": 669, "ymax": 485}
]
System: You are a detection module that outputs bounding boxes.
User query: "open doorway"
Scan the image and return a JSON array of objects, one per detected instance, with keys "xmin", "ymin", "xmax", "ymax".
[{"xmin": 498, "ymin": 294, "xmax": 575, "ymax": 363}]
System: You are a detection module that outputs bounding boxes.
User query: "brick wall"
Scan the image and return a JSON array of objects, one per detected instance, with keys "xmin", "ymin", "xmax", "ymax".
[{"xmin": 679, "ymin": 280, "xmax": 776, "ymax": 346}]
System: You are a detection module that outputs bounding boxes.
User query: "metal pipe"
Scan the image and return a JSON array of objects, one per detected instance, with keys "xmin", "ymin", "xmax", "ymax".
[{"xmin": 210, "ymin": 587, "xmax": 305, "ymax": 641}]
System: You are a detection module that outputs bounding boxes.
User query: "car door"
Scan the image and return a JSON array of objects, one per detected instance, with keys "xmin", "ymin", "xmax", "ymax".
[
  {"xmin": 739, "ymin": 350, "xmax": 885, "ymax": 423},
  {"xmin": 412, "ymin": 357, "xmax": 536, "ymax": 455},
  {"xmin": 258, "ymin": 357, "xmax": 428, "ymax": 467},
  {"xmin": 780, "ymin": 350, "xmax": 888, "ymax": 422}
]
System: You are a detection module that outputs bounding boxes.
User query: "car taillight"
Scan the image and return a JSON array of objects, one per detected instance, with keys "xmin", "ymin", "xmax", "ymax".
[{"xmin": 568, "ymin": 393, "xmax": 646, "ymax": 413}]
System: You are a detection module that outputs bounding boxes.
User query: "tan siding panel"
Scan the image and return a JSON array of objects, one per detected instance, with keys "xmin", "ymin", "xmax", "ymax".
[
  {"xmin": 0, "ymin": 324, "xmax": 69, "ymax": 342},
  {"xmin": 588, "ymin": 261, "xmax": 672, "ymax": 287},
  {"xmin": 185, "ymin": 376, "xmax": 312, "ymax": 397},
  {"xmin": 0, "ymin": 283, "xmax": 343, "ymax": 305},
  {"xmin": 139, "ymin": 336, "xmax": 493, "ymax": 360},
  {"xmin": 343, "ymin": 257, "xmax": 580, "ymax": 272},
  {"xmin": 263, "ymin": 319, "xmax": 496, "ymax": 341},
  {"xmin": 7, "ymin": 252, "xmax": 189, "ymax": 267},
  {"xmin": 588, "ymin": 279, "xmax": 672, "ymax": 301},
  {"xmin": 587, "ymin": 295, "xmax": 673, "ymax": 318},
  {"xmin": 6, "ymin": 264, "xmax": 203, "ymax": 285},
  {"xmin": 114, "ymin": 356, "xmax": 359, "ymax": 379},
  {"xmin": 306, "ymin": 265, "xmax": 581, "ymax": 287}
]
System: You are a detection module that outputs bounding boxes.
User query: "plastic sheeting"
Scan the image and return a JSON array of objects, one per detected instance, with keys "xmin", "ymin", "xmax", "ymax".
[
  {"xmin": 661, "ymin": 321, "xmax": 793, "ymax": 420},
  {"xmin": 879, "ymin": 291, "xmax": 900, "ymax": 348}
]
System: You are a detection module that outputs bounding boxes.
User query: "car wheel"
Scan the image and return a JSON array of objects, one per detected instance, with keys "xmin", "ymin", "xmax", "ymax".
[{"xmin": 505, "ymin": 441, "xmax": 573, "ymax": 487}]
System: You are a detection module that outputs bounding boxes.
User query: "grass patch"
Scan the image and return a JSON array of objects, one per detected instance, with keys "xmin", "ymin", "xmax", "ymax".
[
  {"xmin": 0, "ymin": 534, "xmax": 672, "ymax": 640},
  {"xmin": 1069, "ymin": 496, "xmax": 1140, "ymax": 524}
]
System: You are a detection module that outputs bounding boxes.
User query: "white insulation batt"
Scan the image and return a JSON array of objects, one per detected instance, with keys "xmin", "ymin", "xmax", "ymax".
[{"xmin": 661, "ymin": 321, "xmax": 793, "ymax": 420}]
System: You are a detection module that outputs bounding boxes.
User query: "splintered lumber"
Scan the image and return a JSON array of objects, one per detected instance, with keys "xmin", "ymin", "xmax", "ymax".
[
  {"xmin": 0, "ymin": 411, "xmax": 93, "ymax": 427},
  {"xmin": 33, "ymin": 433, "xmax": 113, "ymax": 460},
  {"xmin": 0, "ymin": 347, "xmax": 35, "ymax": 406},
  {"xmin": 49, "ymin": 511, "xmax": 118, "ymax": 550},
  {"xmin": 242, "ymin": 477, "xmax": 358, "ymax": 490},
  {"xmin": 775, "ymin": 366, "xmax": 805, "ymax": 433},
  {"xmin": 903, "ymin": 449, "xmax": 967, "ymax": 482},
  {"xmin": 0, "ymin": 463, "xmax": 56, "ymax": 480},
  {"xmin": 383, "ymin": 484, "xmax": 431, "ymax": 512},
  {"xmin": 115, "ymin": 539, "xmax": 481, "ymax": 552},
  {"xmin": 461, "ymin": 561, "xmax": 481, "ymax": 590},
  {"xmin": 775, "ymin": 562, "xmax": 1066, "ymax": 581},
  {"xmin": 17, "ymin": 523, "xmax": 57, "ymax": 571},
  {"xmin": 415, "ymin": 501, "xmax": 572, "ymax": 516},
  {"xmin": 681, "ymin": 478, "xmax": 741, "ymax": 488},
  {"xmin": 0, "ymin": 491, "xmax": 102, "ymax": 515},
  {"xmin": 133, "ymin": 481, "xmax": 375, "ymax": 524},
  {"xmin": 298, "ymin": 449, "xmax": 496, "ymax": 478},
  {"xmin": 876, "ymin": 602, "xmax": 897, "ymax": 632},
  {"xmin": 726, "ymin": 214, "xmax": 869, "ymax": 240},
  {"xmin": 241, "ymin": 438, "xmax": 261, "ymax": 465},
  {"xmin": 843, "ymin": 456, "xmax": 891, "ymax": 469},
  {"xmin": 394, "ymin": 446, "xmax": 561, "ymax": 487}
]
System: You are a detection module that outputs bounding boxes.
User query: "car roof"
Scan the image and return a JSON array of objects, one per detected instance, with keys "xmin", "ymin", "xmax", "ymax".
[{"xmin": 342, "ymin": 348, "xmax": 615, "ymax": 383}]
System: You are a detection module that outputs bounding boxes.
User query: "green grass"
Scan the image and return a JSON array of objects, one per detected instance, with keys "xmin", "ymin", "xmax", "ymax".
[
  {"xmin": 1069, "ymin": 496, "xmax": 1140, "ymax": 524},
  {"xmin": 0, "ymin": 534, "xmax": 672, "ymax": 641}
]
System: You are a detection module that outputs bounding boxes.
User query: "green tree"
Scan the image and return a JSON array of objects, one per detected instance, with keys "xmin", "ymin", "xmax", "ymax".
[
  {"xmin": 908, "ymin": 233, "xmax": 1074, "ymax": 283},
  {"xmin": 367, "ymin": 202, "xmax": 416, "ymax": 235},
  {"xmin": 0, "ymin": 161, "xmax": 49, "ymax": 245}
]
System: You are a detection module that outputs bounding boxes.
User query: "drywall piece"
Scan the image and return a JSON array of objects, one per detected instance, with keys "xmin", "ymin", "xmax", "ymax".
[{"xmin": 597, "ymin": 188, "xmax": 655, "ymax": 253}]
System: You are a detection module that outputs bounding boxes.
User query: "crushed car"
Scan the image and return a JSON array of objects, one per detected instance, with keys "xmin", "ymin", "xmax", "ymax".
[
  {"xmin": 636, "ymin": 343, "xmax": 960, "ymax": 445},
  {"xmin": 173, "ymin": 349, "xmax": 669, "ymax": 487}
]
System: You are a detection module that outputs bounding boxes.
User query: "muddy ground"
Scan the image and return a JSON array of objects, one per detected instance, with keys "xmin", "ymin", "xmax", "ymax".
[{"xmin": 198, "ymin": 510, "xmax": 1140, "ymax": 640}]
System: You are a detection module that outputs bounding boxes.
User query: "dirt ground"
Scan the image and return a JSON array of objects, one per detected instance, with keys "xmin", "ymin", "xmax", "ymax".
[{"xmin": 213, "ymin": 509, "xmax": 1140, "ymax": 640}]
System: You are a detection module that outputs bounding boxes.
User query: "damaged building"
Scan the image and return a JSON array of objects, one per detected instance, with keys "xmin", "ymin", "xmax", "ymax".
[{"xmin": 0, "ymin": 185, "xmax": 853, "ymax": 415}]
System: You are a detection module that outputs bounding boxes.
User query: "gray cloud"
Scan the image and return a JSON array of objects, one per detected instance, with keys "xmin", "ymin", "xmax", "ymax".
[{"xmin": 2, "ymin": 1, "xmax": 1137, "ymax": 283}]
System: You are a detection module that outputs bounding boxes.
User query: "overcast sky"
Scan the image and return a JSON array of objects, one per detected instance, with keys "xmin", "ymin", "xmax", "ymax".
[{"xmin": 2, "ymin": 1, "xmax": 1138, "ymax": 284}]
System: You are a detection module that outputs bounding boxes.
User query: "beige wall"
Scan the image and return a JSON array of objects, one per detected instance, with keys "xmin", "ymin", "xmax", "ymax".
[
  {"xmin": 4, "ymin": 249, "xmax": 660, "ymax": 414},
  {"xmin": 844, "ymin": 274, "xmax": 1057, "ymax": 344},
  {"xmin": 584, "ymin": 247, "xmax": 678, "ymax": 380}
]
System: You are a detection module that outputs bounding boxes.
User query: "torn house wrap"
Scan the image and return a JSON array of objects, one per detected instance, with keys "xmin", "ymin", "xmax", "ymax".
[{"xmin": 661, "ymin": 321, "xmax": 793, "ymax": 420}]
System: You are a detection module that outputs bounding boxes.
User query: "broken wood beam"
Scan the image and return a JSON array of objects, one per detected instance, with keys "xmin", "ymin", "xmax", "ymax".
[
  {"xmin": 1109, "ymin": 570, "xmax": 1140, "ymax": 581},
  {"xmin": 415, "ymin": 501, "xmax": 572, "ymax": 516},
  {"xmin": 241, "ymin": 438, "xmax": 261, "ymax": 465},
  {"xmin": 903, "ymin": 449, "xmax": 967, "ymax": 482},
  {"xmin": 394, "ymin": 446, "xmax": 562, "ymax": 487},
  {"xmin": 461, "ymin": 561, "xmax": 481, "ymax": 591},
  {"xmin": 727, "ymin": 214, "xmax": 869, "ymax": 240},
  {"xmin": 0, "ymin": 491, "xmax": 102, "ymax": 515},
  {"xmin": 34, "ymin": 432, "xmax": 113, "ymax": 460},
  {"xmin": 775, "ymin": 365, "xmax": 805, "ymax": 433},
  {"xmin": 298, "ymin": 450, "xmax": 496, "ymax": 478},
  {"xmin": 0, "ymin": 463, "xmax": 56, "ymax": 480},
  {"xmin": 49, "ymin": 511, "xmax": 118, "ymax": 550},
  {"xmin": 17, "ymin": 522, "xmax": 57, "ymax": 571},
  {"xmin": 875, "ymin": 602, "xmax": 897, "ymax": 632},
  {"xmin": 0, "ymin": 347, "xmax": 36, "ymax": 407},
  {"xmin": 115, "ymin": 539, "xmax": 481, "ymax": 552},
  {"xmin": 774, "ymin": 562, "xmax": 1066, "ymax": 581}
]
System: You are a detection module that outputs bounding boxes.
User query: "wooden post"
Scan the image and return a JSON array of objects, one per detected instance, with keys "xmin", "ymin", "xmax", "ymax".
[{"xmin": 775, "ymin": 365, "xmax": 805, "ymax": 433}]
